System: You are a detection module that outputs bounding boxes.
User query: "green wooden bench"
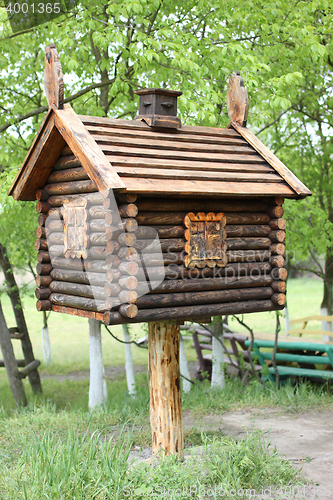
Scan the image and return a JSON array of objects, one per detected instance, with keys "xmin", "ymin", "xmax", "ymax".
[{"xmin": 244, "ymin": 339, "xmax": 333, "ymax": 382}]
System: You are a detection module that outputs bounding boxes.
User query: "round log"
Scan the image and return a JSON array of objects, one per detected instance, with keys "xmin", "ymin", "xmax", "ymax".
[
  {"xmin": 59, "ymin": 145, "xmax": 73, "ymax": 157},
  {"xmin": 36, "ymin": 300, "xmax": 52, "ymax": 311},
  {"xmin": 136, "ymin": 212, "xmax": 271, "ymax": 226},
  {"xmin": 104, "ymin": 282, "xmax": 121, "ymax": 297},
  {"xmin": 48, "ymin": 192, "xmax": 103, "ymax": 207},
  {"xmin": 162, "ymin": 262, "xmax": 272, "ymax": 280},
  {"xmin": 118, "ymin": 275, "xmax": 139, "ymax": 290},
  {"xmin": 36, "ymin": 189, "xmax": 49, "ymax": 201},
  {"xmin": 106, "ymin": 254, "xmax": 121, "ymax": 267},
  {"xmin": 105, "ymin": 211, "xmax": 113, "ymax": 225},
  {"xmin": 38, "ymin": 214, "xmax": 48, "ymax": 226},
  {"xmin": 275, "ymin": 196, "xmax": 284, "ymax": 206},
  {"xmin": 44, "ymin": 179, "xmax": 98, "ymax": 196},
  {"xmin": 105, "ymin": 297, "xmax": 121, "ymax": 310},
  {"xmin": 118, "ymin": 233, "xmax": 137, "ymax": 246},
  {"xmin": 123, "ymin": 218, "xmax": 138, "ymax": 233},
  {"xmin": 119, "ymin": 290, "xmax": 138, "ymax": 304},
  {"xmin": 47, "ymin": 167, "xmax": 89, "ymax": 183},
  {"xmin": 226, "ymin": 237, "xmax": 271, "ymax": 251},
  {"xmin": 54, "ymin": 154, "xmax": 80, "ymax": 170},
  {"xmin": 117, "ymin": 247, "xmax": 138, "ymax": 262},
  {"xmin": 106, "ymin": 269, "xmax": 121, "ymax": 282},
  {"xmin": 50, "ymin": 268, "xmax": 107, "ymax": 285},
  {"xmin": 36, "ymin": 263, "xmax": 52, "ymax": 275},
  {"xmin": 89, "ymin": 219, "xmax": 107, "ymax": 232},
  {"xmin": 136, "ymin": 286, "xmax": 273, "ymax": 309},
  {"xmin": 37, "ymin": 251, "xmax": 51, "ymax": 263},
  {"xmin": 52, "ymin": 257, "xmax": 107, "ymax": 273},
  {"xmin": 49, "ymin": 280, "xmax": 107, "ymax": 300},
  {"xmin": 49, "ymin": 293, "xmax": 107, "ymax": 312},
  {"xmin": 47, "ymin": 232, "xmax": 64, "ymax": 245},
  {"xmin": 226, "ymin": 225, "xmax": 271, "ymax": 237},
  {"xmin": 226, "ymin": 249, "xmax": 270, "ymax": 263},
  {"xmin": 119, "ymin": 303, "xmax": 138, "ymax": 318},
  {"xmin": 49, "ymin": 245, "xmax": 108, "ymax": 260},
  {"xmin": 270, "ymin": 255, "xmax": 285, "ymax": 268},
  {"xmin": 148, "ymin": 321, "xmax": 183, "ymax": 456},
  {"xmin": 272, "ymin": 293, "xmax": 286, "ymax": 306},
  {"xmin": 47, "ymin": 207, "xmax": 62, "ymax": 219},
  {"xmin": 270, "ymin": 243, "xmax": 285, "ymax": 256},
  {"xmin": 145, "ymin": 273, "xmax": 273, "ymax": 294},
  {"xmin": 267, "ymin": 206, "xmax": 284, "ymax": 218},
  {"xmin": 90, "ymin": 232, "xmax": 107, "ymax": 246},
  {"xmin": 36, "ymin": 201, "xmax": 50, "ymax": 213},
  {"xmin": 35, "ymin": 238, "xmax": 48, "ymax": 251},
  {"xmin": 106, "ymin": 240, "xmax": 120, "ymax": 253},
  {"xmin": 269, "ymin": 218, "xmax": 287, "ymax": 230},
  {"xmin": 36, "ymin": 275, "xmax": 52, "ymax": 288},
  {"xmin": 103, "ymin": 298, "xmax": 278, "ymax": 326},
  {"xmin": 35, "ymin": 288, "xmax": 51, "ymax": 300},
  {"xmin": 118, "ymin": 261, "xmax": 139, "ymax": 276},
  {"xmin": 271, "ymin": 268, "xmax": 288, "ymax": 281},
  {"xmin": 118, "ymin": 203, "xmax": 138, "ymax": 218},
  {"xmin": 271, "ymin": 281, "xmax": 287, "ymax": 293},
  {"xmin": 117, "ymin": 193, "xmax": 137, "ymax": 203},
  {"xmin": 89, "ymin": 206, "xmax": 109, "ymax": 219},
  {"xmin": 269, "ymin": 230, "xmax": 286, "ymax": 243},
  {"xmin": 36, "ymin": 226, "xmax": 46, "ymax": 239}
]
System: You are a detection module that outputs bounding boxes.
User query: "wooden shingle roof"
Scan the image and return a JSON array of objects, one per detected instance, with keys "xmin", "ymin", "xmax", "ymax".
[{"xmin": 9, "ymin": 104, "xmax": 311, "ymax": 201}]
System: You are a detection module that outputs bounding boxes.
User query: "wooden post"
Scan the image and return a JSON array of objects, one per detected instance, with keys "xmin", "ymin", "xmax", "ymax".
[
  {"xmin": 0, "ymin": 300, "xmax": 27, "ymax": 406},
  {"xmin": 148, "ymin": 321, "xmax": 183, "ymax": 457}
]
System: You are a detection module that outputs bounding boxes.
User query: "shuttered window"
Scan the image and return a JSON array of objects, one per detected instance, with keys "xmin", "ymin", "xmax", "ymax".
[
  {"xmin": 63, "ymin": 199, "xmax": 88, "ymax": 259},
  {"xmin": 184, "ymin": 212, "xmax": 227, "ymax": 268}
]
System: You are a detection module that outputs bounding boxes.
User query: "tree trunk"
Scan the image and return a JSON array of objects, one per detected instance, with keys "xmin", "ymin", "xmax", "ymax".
[
  {"xmin": 148, "ymin": 321, "xmax": 183, "ymax": 456},
  {"xmin": 41, "ymin": 311, "xmax": 51, "ymax": 365},
  {"xmin": 179, "ymin": 333, "xmax": 191, "ymax": 394},
  {"xmin": 321, "ymin": 251, "xmax": 333, "ymax": 339},
  {"xmin": 88, "ymin": 318, "xmax": 107, "ymax": 409},
  {"xmin": 211, "ymin": 316, "xmax": 225, "ymax": 389},
  {"xmin": 0, "ymin": 300, "xmax": 27, "ymax": 406},
  {"xmin": 0, "ymin": 244, "xmax": 42, "ymax": 393},
  {"xmin": 122, "ymin": 324, "xmax": 136, "ymax": 395},
  {"xmin": 284, "ymin": 305, "xmax": 290, "ymax": 336}
]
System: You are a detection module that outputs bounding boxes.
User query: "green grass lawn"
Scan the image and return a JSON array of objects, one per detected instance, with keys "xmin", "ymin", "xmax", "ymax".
[{"xmin": 0, "ymin": 277, "xmax": 331, "ymax": 499}]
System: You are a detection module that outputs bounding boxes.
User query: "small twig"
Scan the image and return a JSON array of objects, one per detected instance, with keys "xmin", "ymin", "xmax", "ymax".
[{"xmin": 232, "ymin": 315, "xmax": 264, "ymax": 385}]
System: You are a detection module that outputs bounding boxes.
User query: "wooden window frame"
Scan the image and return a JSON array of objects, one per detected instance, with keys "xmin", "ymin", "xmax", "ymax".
[
  {"xmin": 184, "ymin": 212, "xmax": 227, "ymax": 268},
  {"xmin": 62, "ymin": 198, "xmax": 88, "ymax": 259}
]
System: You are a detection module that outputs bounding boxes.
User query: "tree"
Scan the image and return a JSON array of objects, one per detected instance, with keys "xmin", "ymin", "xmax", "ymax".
[{"xmin": 1, "ymin": 0, "xmax": 333, "ymax": 326}]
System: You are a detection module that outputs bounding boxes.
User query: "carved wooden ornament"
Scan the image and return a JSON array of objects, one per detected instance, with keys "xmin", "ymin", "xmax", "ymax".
[
  {"xmin": 62, "ymin": 198, "xmax": 88, "ymax": 259},
  {"xmin": 184, "ymin": 212, "xmax": 227, "ymax": 268},
  {"xmin": 227, "ymin": 72, "xmax": 249, "ymax": 127},
  {"xmin": 44, "ymin": 43, "xmax": 64, "ymax": 109}
]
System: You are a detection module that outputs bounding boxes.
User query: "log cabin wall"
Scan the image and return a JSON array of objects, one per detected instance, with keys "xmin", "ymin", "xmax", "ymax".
[
  {"xmin": 34, "ymin": 143, "xmax": 287, "ymax": 326},
  {"xmin": 103, "ymin": 194, "xmax": 287, "ymax": 325}
]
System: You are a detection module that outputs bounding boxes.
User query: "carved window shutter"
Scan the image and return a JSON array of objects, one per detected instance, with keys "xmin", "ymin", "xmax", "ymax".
[
  {"xmin": 184, "ymin": 212, "xmax": 227, "ymax": 268},
  {"xmin": 63, "ymin": 199, "xmax": 88, "ymax": 259}
]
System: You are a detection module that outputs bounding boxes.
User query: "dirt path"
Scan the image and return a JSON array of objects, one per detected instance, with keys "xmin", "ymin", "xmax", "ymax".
[{"xmin": 182, "ymin": 408, "xmax": 333, "ymax": 500}]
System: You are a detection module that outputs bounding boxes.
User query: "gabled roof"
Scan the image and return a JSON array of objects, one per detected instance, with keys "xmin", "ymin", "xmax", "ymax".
[{"xmin": 9, "ymin": 105, "xmax": 311, "ymax": 201}]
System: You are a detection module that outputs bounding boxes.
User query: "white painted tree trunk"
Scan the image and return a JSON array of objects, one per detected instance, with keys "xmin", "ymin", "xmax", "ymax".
[
  {"xmin": 122, "ymin": 324, "xmax": 136, "ymax": 395},
  {"xmin": 211, "ymin": 317, "xmax": 225, "ymax": 390},
  {"xmin": 321, "ymin": 307, "xmax": 333, "ymax": 341},
  {"xmin": 41, "ymin": 327, "xmax": 51, "ymax": 365},
  {"xmin": 88, "ymin": 319, "xmax": 107, "ymax": 409},
  {"xmin": 284, "ymin": 306, "xmax": 290, "ymax": 336},
  {"xmin": 179, "ymin": 333, "xmax": 191, "ymax": 393}
]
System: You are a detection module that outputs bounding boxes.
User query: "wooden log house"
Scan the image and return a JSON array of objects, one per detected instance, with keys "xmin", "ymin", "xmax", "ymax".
[{"xmin": 8, "ymin": 45, "xmax": 311, "ymax": 455}]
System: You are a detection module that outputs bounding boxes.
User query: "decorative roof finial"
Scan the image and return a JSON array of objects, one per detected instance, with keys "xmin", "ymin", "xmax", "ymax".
[
  {"xmin": 227, "ymin": 71, "xmax": 249, "ymax": 127},
  {"xmin": 44, "ymin": 43, "xmax": 64, "ymax": 109}
]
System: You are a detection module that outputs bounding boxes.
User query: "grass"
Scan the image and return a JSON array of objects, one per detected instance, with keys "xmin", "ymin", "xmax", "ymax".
[
  {"xmin": 0, "ymin": 403, "xmax": 303, "ymax": 500},
  {"xmin": 0, "ymin": 276, "xmax": 330, "ymax": 498}
]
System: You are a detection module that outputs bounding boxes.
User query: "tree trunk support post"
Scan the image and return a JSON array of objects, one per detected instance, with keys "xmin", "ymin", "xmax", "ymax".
[{"xmin": 148, "ymin": 321, "xmax": 183, "ymax": 457}]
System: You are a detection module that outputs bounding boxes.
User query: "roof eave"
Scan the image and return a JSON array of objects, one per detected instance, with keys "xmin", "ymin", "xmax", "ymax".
[{"xmin": 230, "ymin": 122, "xmax": 312, "ymax": 198}]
